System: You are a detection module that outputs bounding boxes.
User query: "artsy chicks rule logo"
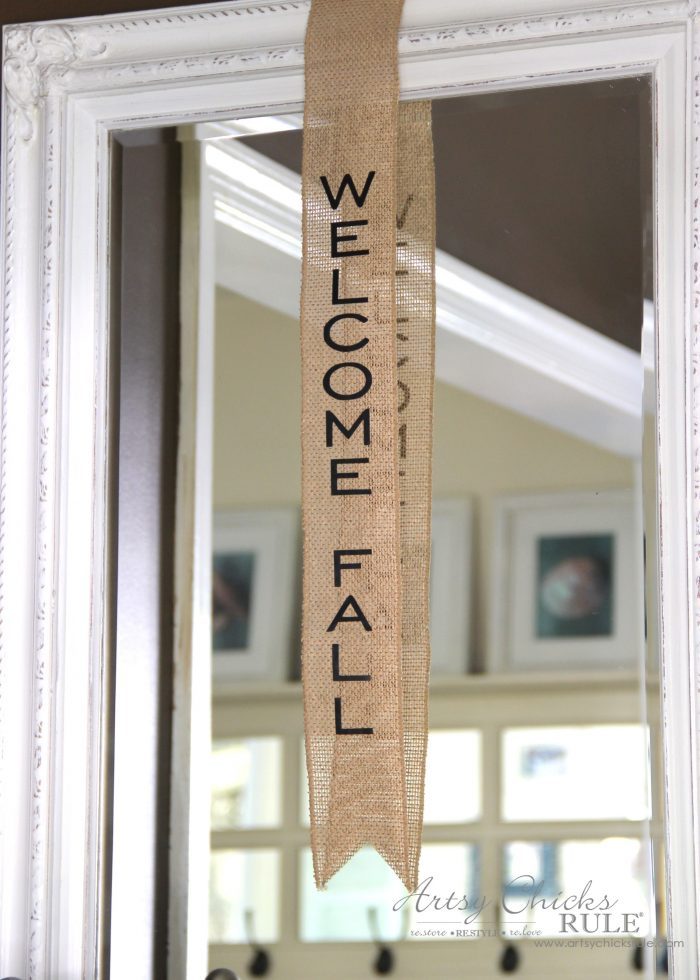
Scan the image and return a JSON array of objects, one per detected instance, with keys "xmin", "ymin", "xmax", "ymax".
[{"xmin": 393, "ymin": 876, "xmax": 644, "ymax": 939}]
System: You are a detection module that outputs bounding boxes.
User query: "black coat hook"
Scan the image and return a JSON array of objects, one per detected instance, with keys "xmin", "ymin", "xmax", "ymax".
[
  {"xmin": 367, "ymin": 906, "xmax": 396, "ymax": 975},
  {"xmin": 244, "ymin": 908, "xmax": 272, "ymax": 976},
  {"xmin": 206, "ymin": 970, "xmax": 240, "ymax": 980},
  {"xmin": 500, "ymin": 943, "xmax": 520, "ymax": 973},
  {"xmin": 249, "ymin": 948, "xmax": 271, "ymax": 977},
  {"xmin": 632, "ymin": 940, "xmax": 644, "ymax": 971},
  {"xmin": 374, "ymin": 945, "xmax": 394, "ymax": 975}
]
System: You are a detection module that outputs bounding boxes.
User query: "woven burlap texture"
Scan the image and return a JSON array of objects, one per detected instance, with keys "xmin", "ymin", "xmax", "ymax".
[{"xmin": 301, "ymin": 0, "xmax": 435, "ymax": 892}]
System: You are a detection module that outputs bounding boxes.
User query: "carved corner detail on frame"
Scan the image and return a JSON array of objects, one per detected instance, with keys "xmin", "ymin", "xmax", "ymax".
[{"xmin": 3, "ymin": 25, "xmax": 107, "ymax": 142}]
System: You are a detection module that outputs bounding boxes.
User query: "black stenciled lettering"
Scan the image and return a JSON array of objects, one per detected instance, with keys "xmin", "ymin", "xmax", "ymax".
[
  {"xmin": 323, "ymin": 313, "xmax": 369, "ymax": 353},
  {"xmin": 327, "ymin": 595, "xmax": 372, "ymax": 632},
  {"xmin": 320, "ymin": 171, "xmax": 376, "ymax": 210},
  {"xmin": 331, "ymin": 219, "xmax": 369, "ymax": 257},
  {"xmin": 331, "ymin": 268, "xmax": 368, "ymax": 306},
  {"xmin": 335, "ymin": 697, "xmax": 373, "ymax": 735},
  {"xmin": 326, "ymin": 408, "xmax": 371, "ymax": 447},
  {"xmin": 332, "ymin": 643, "xmax": 371, "ymax": 681},
  {"xmin": 323, "ymin": 362, "xmax": 372, "ymax": 400},
  {"xmin": 398, "ymin": 422, "xmax": 407, "ymax": 459},
  {"xmin": 333, "ymin": 548, "xmax": 372, "ymax": 587},
  {"xmin": 317, "ymin": 168, "xmax": 379, "ymax": 735},
  {"xmin": 330, "ymin": 457, "xmax": 371, "ymax": 496},
  {"xmin": 396, "ymin": 194, "xmax": 413, "ymax": 229}
]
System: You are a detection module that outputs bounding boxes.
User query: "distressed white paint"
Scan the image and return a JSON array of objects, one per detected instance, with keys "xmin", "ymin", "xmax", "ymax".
[{"xmin": 0, "ymin": 2, "xmax": 697, "ymax": 978}]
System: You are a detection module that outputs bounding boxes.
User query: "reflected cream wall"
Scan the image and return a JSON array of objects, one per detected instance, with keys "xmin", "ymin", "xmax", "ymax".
[{"xmin": 214, "ymin": 287, "xmax": 635, "ymax": 662}]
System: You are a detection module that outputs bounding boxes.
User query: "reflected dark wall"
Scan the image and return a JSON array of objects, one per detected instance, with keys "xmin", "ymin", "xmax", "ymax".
[
  {"xmin": 246, "ymin": 80, "xmax": 653, "ymax": 351},
  {"xmin": 109, "ymin": 130, "xmax": 181, "ymax": 975}
]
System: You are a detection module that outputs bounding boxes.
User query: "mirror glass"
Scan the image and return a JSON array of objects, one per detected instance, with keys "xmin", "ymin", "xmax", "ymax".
[{"xmin": 198, "ymin": 78, "xmax": 665, "ymax": 977}]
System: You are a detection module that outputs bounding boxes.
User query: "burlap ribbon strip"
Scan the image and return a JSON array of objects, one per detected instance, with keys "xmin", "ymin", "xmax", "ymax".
[{"xmin": 301, "ymin": 0, "xmax": 435, "ymax": 892}]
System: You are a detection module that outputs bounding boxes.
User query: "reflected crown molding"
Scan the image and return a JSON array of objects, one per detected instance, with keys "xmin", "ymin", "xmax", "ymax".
[{"xmin": 202, "ymin": 127, "xmax": 644, "ymax": 457}]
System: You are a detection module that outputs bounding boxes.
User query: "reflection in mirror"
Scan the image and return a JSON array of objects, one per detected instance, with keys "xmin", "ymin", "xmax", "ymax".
[{"xmin": 190, "ymin": 78, "xmax": 666, "ymax": 977}]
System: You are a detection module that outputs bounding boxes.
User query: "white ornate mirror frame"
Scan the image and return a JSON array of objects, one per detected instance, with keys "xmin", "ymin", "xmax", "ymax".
[{"xmin": 1, "ymin": 0, "xmax": 698, "ymax": 976}]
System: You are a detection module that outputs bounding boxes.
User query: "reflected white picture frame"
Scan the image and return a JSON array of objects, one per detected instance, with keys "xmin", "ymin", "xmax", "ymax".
[
  {"xmin": 213, "ymin": 509, "xmax": 298, "ymax": 684},
  {"xmin": 430, "ymin": 499, "xmax": 473, "ymax": 675},
  {"xmin": 490, "ymin": 490, "xmax": 640, "ymax": 672}
]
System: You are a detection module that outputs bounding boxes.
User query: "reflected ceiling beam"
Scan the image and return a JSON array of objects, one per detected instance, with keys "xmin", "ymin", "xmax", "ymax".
[{"xmin": 198, "ymin": 120, "xmax": 643, "ymax": 458}]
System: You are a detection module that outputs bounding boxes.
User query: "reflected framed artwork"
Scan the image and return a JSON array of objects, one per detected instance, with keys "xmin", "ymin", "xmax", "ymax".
[
  {"xmin": 212, "ymin": 509, "xmax": 298, "ymax": 683},
  {"xmin": 490, "ymin": 490, "xmax": 639, "ymax": 672}
]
